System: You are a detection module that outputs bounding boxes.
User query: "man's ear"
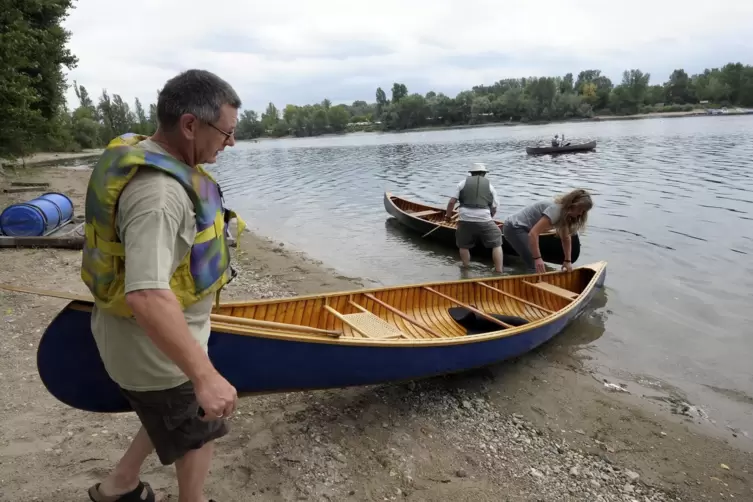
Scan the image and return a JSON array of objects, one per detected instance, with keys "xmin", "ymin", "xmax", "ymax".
[{"xmin": 178, "ymin": 114, "xmax": 199, "ymax": 140}]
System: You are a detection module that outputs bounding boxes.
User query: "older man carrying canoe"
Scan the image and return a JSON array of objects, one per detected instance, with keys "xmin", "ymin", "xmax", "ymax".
[
  {"xmin": 82, "ymin": 69, "xmax": 245, "ymax": 502},
  {"xmin": 445, "ymin": 163, "xmax": 504, "ymax": 273}
]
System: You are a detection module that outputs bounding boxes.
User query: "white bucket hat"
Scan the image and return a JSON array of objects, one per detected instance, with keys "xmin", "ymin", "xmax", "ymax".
[{"xmin": 469, "ymin": 162, "xmax": 488, "ymax": 173}]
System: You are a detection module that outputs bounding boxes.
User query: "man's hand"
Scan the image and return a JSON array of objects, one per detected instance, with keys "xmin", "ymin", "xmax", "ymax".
[{"xmin": 195, "ymin": 370, "xmax": 238, "ymax": 421}]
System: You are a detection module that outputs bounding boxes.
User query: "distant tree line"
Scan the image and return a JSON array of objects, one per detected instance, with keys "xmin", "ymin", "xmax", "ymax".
[
  {"xmin": 236, "ymin": 64, "xmax": 753, "ymax": 137},
  {"xmin": 2, "ymin": 0, "xmax": 752, "ymax": 159}
]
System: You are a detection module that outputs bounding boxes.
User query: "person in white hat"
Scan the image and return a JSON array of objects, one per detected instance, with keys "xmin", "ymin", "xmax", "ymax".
[{"xmin": 444, "ymin": 163, "xmax": 503, "ymax": 273}]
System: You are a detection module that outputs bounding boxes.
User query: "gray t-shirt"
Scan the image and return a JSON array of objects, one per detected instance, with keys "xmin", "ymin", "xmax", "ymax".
[{"xmin": 506, "ymin": 201, "xmax": 562, "ymax": 231}]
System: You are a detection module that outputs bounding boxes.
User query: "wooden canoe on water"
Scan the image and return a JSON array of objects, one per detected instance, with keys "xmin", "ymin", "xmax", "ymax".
[
  {"xmin": 384, "ymin": 192, "xmax": 580, "ymax": 265},
  {"xmin": 1, "ymin": 261, "xmax": 605, "ymax": 413},
  {"xmin": 525, "ymin": 140, "xmax": 596, "ymax": 155}
]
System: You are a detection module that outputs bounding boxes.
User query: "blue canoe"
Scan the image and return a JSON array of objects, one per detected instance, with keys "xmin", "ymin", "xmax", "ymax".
[{"xmin": 8, "ymin": 261, "xmax": 606, "ymax": 413}]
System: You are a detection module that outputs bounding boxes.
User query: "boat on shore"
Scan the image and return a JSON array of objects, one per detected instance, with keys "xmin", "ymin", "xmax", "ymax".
[
  {"xmin": 2, "ymin": 261, "xmax": 606, "ymax": 413},
  {"xmin": 526, "ymin": 140, "xmax": 597, "ymax": 155},
  {"xmin": 383, "ymin": 192, "xmax": 580, "ymax": 265}
]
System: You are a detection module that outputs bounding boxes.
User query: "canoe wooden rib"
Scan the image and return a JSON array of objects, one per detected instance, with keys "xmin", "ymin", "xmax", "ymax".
[
  {"xmin": 2, "ymin": 261, "xmax": 606, "ymax": 413},
  {"xmin": 383, "ymin": 192, "xmax": 580, "ymax": 265},
  {"xmin": 526, "ymin": 140, "xmax": 597, "ymax": 155}
]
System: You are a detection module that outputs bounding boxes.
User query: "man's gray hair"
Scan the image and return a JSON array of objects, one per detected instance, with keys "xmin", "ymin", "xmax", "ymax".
[{"xmin": 156, "ymin": 69, "xmax": 242, "ymax": 129}]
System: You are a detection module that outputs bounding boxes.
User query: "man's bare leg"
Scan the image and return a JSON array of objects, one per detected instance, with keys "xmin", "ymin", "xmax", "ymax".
[
  {"xmin": 97, "ymin": 426, "xmax": 154, "ymax": 496},
  {"xmin": 459, "ymin": 248, "xmax": 471, "ymax": 268},
  {"xmin": 491, "ymin": 246, "xmax": 504, "ymax": 273},
  {"xmin": 175, "ymin": 440, "xmax": 215, "ymax": 502}
]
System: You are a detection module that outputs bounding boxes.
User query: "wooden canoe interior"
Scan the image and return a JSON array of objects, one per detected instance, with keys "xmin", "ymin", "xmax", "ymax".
[
  {"xmin": 387, "ymin": 194, "xmax": 560, "ymax": 238},
  {"xmin": 213, "ymin": 267, "xmax": 598, "ymax": 341},
  {"xmin": 389, "ymin": 194, "xmax": 475, "ymax": 230}
]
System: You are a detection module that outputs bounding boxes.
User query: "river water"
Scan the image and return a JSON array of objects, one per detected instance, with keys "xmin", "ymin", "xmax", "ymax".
[{"xmin": 210, "ymin": 115, "xmax": 753, "ymax": 439}]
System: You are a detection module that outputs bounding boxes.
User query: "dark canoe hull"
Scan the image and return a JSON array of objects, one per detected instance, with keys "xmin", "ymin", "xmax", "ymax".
[
  {"xmin": 36, "ymin": 265, "xmax": 606, "ymax": 413},
  {"xmin": 383, "ymin": 192, "xmax": 580, "ymax": 265},
  {"xmin": 526, "ymin": 140, "xmax": 597, "ymax": 155}
]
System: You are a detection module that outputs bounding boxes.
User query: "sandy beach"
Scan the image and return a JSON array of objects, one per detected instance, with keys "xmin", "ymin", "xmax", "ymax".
[{"xmin": 0, "ymin": 166, "xmax": 751, "ymax": 501}]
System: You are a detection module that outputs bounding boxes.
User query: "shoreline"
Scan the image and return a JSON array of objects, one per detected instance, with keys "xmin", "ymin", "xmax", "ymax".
[
  {"xmin": 1, "ymin": 167, "xmax": 751, "ymax": 500},
  {"xmin": 2, "ymin": 110, "xmax": 751, "ymax": 168}
]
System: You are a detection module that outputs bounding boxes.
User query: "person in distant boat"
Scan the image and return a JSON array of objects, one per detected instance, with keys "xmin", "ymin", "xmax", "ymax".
[
  {"xmin": 82, "ymin": 69, "xmax": 244, "ymax": 502},
  {"xmin": 551, "ymin": 134, "xmax": 560, "ymax": 147},
  {"xmin": 502, "ymin": 188, "xmax": 593, "ymax": 273},
  {"xmin": 444, "ymin": 163, "xmax": 504, "ymax": 273}
]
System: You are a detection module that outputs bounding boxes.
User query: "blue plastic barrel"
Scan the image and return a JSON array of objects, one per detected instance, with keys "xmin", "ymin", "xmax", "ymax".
[{"xmin": 0, "ymin": 192, "xmax": 74, "ymax": 237}]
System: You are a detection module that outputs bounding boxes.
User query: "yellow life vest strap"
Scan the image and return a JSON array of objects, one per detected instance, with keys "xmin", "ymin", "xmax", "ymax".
[
  {"xmin": 86, "ymin": 212, "xmax": 244, "ymax": 256},
  {"xmin": 194, "ymin": 211, "xmax": 225, "ymax": 244},
  {"xmin": 84, "ymin": 223, "xmax": 126, "ymax": 257},
  {"xmin": 225, "ymin": 210, "xmax": 247, "ymax": 249}
]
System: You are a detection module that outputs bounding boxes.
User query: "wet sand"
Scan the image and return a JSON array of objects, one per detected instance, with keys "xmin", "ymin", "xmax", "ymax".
[{"xmin": 0, "ymin": 167, "xmax": 751, "ymax": 501}]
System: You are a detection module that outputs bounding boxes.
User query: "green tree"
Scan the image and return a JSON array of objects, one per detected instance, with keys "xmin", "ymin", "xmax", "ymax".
[
  {"xmin": 261, "ymin": 102, "xmax": 280, "ymax": 132},
  {"xmin": 391, "ymin": 83, "xmax": 408, "ymax": 103},
  {"xmin": 133, "ymin": 98, "xmax": 150, "ymax": 134},
  {"xmin": 236, "ymin": 110, "xmax": 264, "ymax": 139},
  {"xmin": 327, "ymin": 105, "xmax": 350, "ymax": 132},
  {"xmin": 665, "ymin": 69, "xmax": 694, "ymax": 104},
  {"xmin": 0, "ymin": 0, "xmax": 78, "ymax": 158}
]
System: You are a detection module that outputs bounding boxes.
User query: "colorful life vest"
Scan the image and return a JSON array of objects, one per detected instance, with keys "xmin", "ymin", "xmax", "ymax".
[{"xmin": 80, "ymin": 133, "xmax": 246, "ymax": 317}]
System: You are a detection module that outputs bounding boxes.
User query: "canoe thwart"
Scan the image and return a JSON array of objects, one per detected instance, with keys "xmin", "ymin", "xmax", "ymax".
[
  {"xmin": 476, "ymin": 281, "xmax": 555, "ymax": 315},
  {"xmin": 422, "ymin": 286, "xmax": 514, "ymax": 329},
  {"xmin": 523, "ymin": 281, "xmax": 578, "ymax": 300},
  {"xmin": 408, "ymin": 209, "xmax": 442, "ymax": 218}
]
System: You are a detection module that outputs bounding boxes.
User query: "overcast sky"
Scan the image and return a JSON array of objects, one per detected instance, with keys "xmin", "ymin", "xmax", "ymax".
[{"xmin": 62, "ymin": 0, "xmax": 753, "ymax": 114}]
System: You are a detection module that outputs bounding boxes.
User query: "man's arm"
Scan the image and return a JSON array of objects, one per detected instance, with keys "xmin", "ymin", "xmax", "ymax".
[
  {"xmin": 446, "ymin": 180, "xmax": 463, "ymax": 219},
  {"xmin": 445, "ymin": 197, "xmax": 457, "ymax": 220},
  {"xmin": 125, "ymin": 289, "xmax": 216, "ymax": 383},
  {"xmin": 118, "ymin": 175, "xmax": 235, "ymax": 418}
]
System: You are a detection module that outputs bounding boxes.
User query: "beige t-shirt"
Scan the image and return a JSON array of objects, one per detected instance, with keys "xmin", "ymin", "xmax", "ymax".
[{"xmin": 90, "ymin": 138, "xmax": 215, "ymax": 392}]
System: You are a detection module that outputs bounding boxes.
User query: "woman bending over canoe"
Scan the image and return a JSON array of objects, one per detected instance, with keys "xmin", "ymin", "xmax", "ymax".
[{"xmin": 502, "ymin": 188, "xmax": 593, "ymax": 273}]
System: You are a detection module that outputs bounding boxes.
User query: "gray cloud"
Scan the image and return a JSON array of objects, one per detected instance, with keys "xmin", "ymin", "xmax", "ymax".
[{"xmin": 61, "ymin": 0, "xmax": 753, "ymax": 114}]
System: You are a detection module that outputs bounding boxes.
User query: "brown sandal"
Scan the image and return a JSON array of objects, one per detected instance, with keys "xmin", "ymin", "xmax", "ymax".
[{"xmin": 88, "ymin": 481, "xmax": 156, "ymax": 502}]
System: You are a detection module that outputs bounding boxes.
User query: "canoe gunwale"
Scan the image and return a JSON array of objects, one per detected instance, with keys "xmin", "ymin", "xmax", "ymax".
[
  {"xmin": 41, "ymin": 259, "xmax": 606, "ymax": 348},
  {"xmin": 215, "ymin": 260, "xmax": 606, "ymax": 346}
]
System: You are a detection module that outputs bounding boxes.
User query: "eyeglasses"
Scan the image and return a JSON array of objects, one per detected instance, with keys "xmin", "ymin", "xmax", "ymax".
[{"xmin": 206, "ymin": 122, "xmax": 234, "ymax": 140}]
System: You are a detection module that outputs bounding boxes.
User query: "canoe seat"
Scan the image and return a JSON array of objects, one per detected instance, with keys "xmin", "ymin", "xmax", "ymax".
[
  {"xmin": 408, "ymin": 209, "xmax": 442, "ymax": 218},
  {"xmin": 341, "ymin": 312, "xmax": 404, "ymax": 339},
  {"xmin": 523, "ymin": 281, "xmax": 578, "ymax": 300}
]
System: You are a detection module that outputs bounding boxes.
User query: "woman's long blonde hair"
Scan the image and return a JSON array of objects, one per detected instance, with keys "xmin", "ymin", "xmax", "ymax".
[{"xmin": 553, "ymin": 188, "xmax": 593, "ymax": 237}]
